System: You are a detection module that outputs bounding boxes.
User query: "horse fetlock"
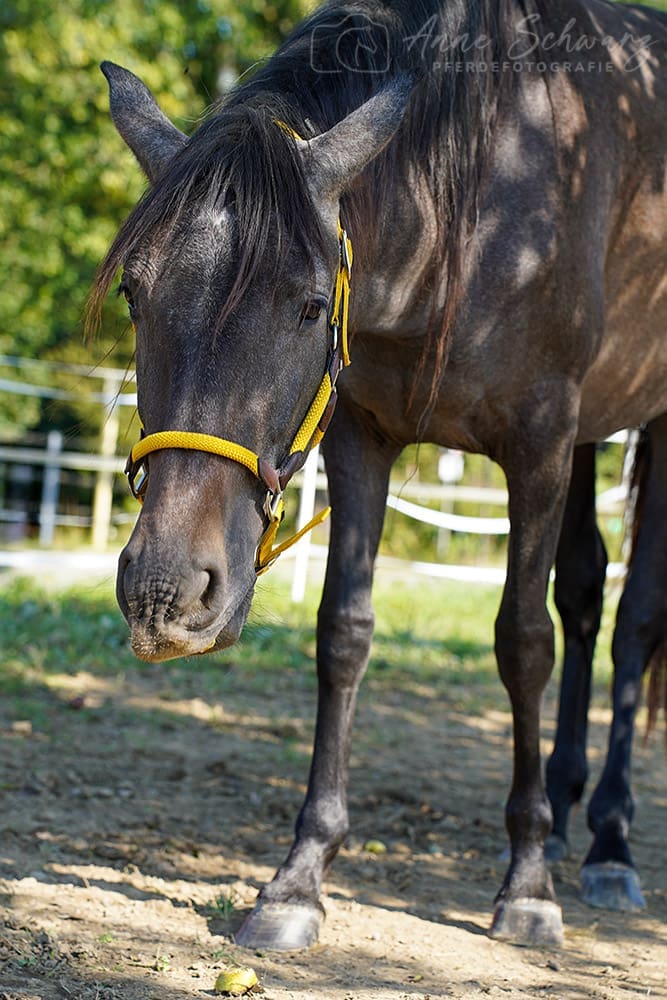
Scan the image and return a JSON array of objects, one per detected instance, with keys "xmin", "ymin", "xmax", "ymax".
[
  {"xmin": 259, "ymin": 874, "xmax": 324, "ymax": 908},
  {"xmin": 261, "ymin": 828, "xmax": 343, "ymax": 907},
  {"xmin": 584, "ymin": 818, "xmax": 634, "ymax": 871},
  {"xmin": 500, "ymin": 835, "xmax": 556, "ymax": 907},
  {"xmin": 296, "ymin": 806, "xmax": 349, "ymax": 860},
  {"xmin": 586, "ymin": 802, "xmax": 632, "ymax": 846}
]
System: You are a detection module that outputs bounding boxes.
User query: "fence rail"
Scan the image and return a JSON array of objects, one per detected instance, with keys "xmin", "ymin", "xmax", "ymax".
[{"xmin": 0, "ymin": 355, "xmax": 632, "ymax": 592}]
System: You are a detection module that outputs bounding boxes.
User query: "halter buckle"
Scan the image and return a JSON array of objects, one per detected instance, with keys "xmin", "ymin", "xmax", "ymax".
[
  {"xmin": 263, "ymin": 489, "xmax": 284, "ymax": 523},
  {"xmin": 125, "ymin": 454, "xmax": 149, "ymax": 503}
]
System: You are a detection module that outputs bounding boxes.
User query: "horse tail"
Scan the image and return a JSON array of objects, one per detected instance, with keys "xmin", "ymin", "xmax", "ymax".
[
  {"xmin": 625, "ymin": 425, "xmax": 650, "ymax": 565},
  {"xmin": 626, "ymin": 426, "xmax": 667, "ymax": 747},
  {"xmin": 644, "ymin": 640, "xmax": 667, "ymax": 749}
]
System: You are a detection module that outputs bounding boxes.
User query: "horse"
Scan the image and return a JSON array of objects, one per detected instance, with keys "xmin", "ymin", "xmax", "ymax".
[
  {"xmin": 89, "ymin": 0, "xmax": 667, "ymax": 952},
  {"xmin": 547, "ymin": 424, "xmax": 667, "ymax": 911}
]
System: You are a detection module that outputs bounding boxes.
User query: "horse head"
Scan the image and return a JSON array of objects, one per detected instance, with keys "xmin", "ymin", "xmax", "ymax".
[{"xmin": 100, "ymin": 62, "xmax": 410, "ymax": 661}]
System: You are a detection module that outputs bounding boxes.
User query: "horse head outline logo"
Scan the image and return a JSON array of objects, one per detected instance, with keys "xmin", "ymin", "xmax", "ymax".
[{"xmin": 310, "ymin": 14, "xmax": 391, "ymax": 74}]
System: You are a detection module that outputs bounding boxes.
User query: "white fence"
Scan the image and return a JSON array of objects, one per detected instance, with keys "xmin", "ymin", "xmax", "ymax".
[
  {"xmin": 0, "ymin": 354, "xmax": 135, "ymax": 549},
  {"xmin": 0, "ymin": 355, "xmax": 630, "ymax": 594},
  {"xmin": 287, "ymin": 440, "xmax": 629, "ymax": 600}
]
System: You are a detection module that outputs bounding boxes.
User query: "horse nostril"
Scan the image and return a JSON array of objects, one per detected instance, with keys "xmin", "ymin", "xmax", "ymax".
[
  {"xmin": 116, "ymin": 543, "xmax": 226, "ymax": 634},
  {"xmin": 200, "ymin": 569, "xmax": 222, "ymax": 611},
  {"xmin": 116, "ymin": 550, "xmax": 132, "ymax": 621}
]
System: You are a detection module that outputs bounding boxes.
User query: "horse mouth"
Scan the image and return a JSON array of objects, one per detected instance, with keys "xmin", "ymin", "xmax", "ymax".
[{"xmin": 127, "ymin": 585, "xmax": 254, "ymax": 663}]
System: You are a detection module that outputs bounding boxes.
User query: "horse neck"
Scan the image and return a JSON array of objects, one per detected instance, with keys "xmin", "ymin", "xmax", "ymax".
[{"xmin": 349, "ymin": 169, "xmax": 443, "ymax": 339}]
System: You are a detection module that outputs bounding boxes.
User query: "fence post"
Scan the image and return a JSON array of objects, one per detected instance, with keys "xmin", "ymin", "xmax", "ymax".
[
  {"xmin": 291, "ymin": 446, "xmax": 321, "ymax": 603},
  {"xmin": 91, "ymin": 377, "xmax": 121, "ymax": 550},
  {"xmin": 6, "ymin": 463, "xmax": 31, "ymax": 541},
  {"xmin": 39, "ymin": 430, "xmax": 63, "ymax": 546},
  {"xmin": 436, "ymin": 449, "xmax": 464, "ymax": 558}
]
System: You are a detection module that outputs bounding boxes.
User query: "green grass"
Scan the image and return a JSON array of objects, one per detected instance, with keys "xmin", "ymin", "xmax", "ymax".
[
  {"xmin": 0, "ymin": 560, "xmax": 621, "ymax": 730},
  {"xmin": 202, "ymin": 892, "xmax": 237, "ymax": 920}
]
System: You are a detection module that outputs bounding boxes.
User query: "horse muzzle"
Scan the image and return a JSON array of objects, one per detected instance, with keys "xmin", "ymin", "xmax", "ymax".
[{"xmin": 117, "ymin": 540, "xmax": 255, "ymax": 662}]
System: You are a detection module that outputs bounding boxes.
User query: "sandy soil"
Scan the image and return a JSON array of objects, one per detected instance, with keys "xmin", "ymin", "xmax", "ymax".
[{"xmin": 0, "ymin": 623, "xmax": 665, "ymax": 1000}]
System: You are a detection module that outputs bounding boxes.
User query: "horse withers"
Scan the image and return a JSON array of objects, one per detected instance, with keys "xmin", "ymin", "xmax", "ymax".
[{"xmin": 91, "ymin": 0, "xmax": 667, "ymax": 952}]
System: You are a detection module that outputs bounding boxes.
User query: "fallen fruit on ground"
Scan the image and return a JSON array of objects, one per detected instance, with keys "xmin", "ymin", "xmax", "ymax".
[
  {"xmin": 214, "ymin": 965, "xmax": 258, "ymax": 995},
  {"xmin": 363, "ymin": 839, "xmax": 387, "ymax": 854}
]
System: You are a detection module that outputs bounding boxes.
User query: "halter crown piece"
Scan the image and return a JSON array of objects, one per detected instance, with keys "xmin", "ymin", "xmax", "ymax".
[{"xmin": 125, "ymin": 122, "xmax": 353, "ymax": 575}]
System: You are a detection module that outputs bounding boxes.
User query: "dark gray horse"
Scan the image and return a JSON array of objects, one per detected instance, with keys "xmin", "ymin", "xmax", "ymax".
[
  {"xmin": 547, "ymin": 425, "xmax": 667, "ymax": 911},
  {"xmin": 90, "ymin": 0, "xmax": 667, "ymax": 951}
]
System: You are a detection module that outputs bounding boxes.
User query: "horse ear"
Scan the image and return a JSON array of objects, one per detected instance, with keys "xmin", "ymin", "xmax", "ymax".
[
  {"xmin": 101, "ymin": 62, "xmax": 188, "ymax": 183},
  {"xmin": 301, "ymin": 75, "xmax": 413, "ymax": 201}
]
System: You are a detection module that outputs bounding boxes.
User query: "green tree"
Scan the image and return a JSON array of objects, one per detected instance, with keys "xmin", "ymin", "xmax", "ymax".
[{"xmin": 0, "ymin": 0, "xmax": 311, "ymax": 439}]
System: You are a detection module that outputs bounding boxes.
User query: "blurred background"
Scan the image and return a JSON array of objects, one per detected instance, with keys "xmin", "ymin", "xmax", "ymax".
[{"xmin": 0, "ymin": 0, "xmax": 661, "ymax": 573}]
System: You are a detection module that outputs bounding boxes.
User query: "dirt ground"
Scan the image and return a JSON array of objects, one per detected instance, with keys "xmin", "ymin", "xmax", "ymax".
[{"xmin": 0, "ymin": 591, "xmax": 666, "ymax": 1000}]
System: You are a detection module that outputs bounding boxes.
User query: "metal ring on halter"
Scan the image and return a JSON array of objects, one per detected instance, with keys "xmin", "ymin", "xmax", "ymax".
[
  {"xmin": 263, "ymin": 489, "xmax": 284, "ymax": 522},
  {"xmin": 126, "ymin": 456, "xmax": 149, "ymax": 501}
]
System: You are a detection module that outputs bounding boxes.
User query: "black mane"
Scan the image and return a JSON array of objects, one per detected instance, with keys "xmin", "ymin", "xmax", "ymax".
[{"xmin": 91, "ymin": 0, "xmax": 552, "ymax": 384}]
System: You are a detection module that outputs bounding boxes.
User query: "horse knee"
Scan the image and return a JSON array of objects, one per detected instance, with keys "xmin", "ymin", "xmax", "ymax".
[
  {"xmin": 554, "ymin": 541, "xmax": 606, "ymax": 637},
  {"xmin": 317, "ymin": 607, "xmax": 374, "ymax": 688},
  {"xmin": 495, "ymin": 604, "xmax": 554, "ymax": 695}
]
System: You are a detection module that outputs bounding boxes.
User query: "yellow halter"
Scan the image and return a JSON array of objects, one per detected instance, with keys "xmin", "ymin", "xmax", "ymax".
[{"xmin": 125, "ymin": 165, "xmax": 353, "ymax": 574}]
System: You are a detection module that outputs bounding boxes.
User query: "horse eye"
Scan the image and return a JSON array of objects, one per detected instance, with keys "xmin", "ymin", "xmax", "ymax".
[
  {"xmin": 301, "ymin": 299, "xmax": 324, "ymax": 325},
  {"xmin": 118, "ymin": 281, "xmax": 135, "ymax": 312}
]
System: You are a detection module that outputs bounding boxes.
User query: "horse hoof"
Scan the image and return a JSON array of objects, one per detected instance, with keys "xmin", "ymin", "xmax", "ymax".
[
  {"xmin": 234, "ymin": 900, "xmax": 324, "ymax": 951},
  {"xmin": 544, "ymin": 834, "xmax": 569, "ymax": 863},
  {"xmin": 490, "ymin": 899, "xmax": 563, "ymax": 947},
  {"xmin": 580, "ymin": 862, "xmax": 646, "ymax": 912}
]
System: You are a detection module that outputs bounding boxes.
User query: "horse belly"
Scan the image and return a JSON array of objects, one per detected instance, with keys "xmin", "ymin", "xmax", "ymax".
[
  {"xmin": 578, "ymin": 345, "xmax": 667, "ymax": 443},
  {"xmin": 578, "ymin": 180, "xmax": 667, "ymax": 443}
]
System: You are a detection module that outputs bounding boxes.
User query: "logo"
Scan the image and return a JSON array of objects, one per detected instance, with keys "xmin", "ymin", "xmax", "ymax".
[{"xmin": 310, "ymin": 14, "xmax": 391, "ymax": 74}]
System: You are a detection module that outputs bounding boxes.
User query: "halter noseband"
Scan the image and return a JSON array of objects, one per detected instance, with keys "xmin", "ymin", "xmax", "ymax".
[{"xmin": 125, "ymin": 187, "xmax": 353, "ymax": 575}]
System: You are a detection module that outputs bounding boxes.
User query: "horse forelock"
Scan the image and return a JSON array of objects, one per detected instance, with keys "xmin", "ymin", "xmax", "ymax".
[{"xmin": 88, "ymin": 99, "xmax": 330, "ymax": 333}]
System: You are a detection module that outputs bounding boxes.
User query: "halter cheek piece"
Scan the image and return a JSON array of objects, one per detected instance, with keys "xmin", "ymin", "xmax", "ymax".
[{"xmin": 125, "ymin": 131, "xmax": 353, "ymax": 575}]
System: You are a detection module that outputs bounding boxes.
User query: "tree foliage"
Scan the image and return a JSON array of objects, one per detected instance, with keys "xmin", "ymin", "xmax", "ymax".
[{"xmin": 0, "ymin": 0, "xmax": 311, "ymax": 438}]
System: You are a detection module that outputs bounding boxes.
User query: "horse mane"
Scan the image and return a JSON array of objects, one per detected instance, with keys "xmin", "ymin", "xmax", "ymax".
[{"xmin": 89, "ymin": 0, "xmax": 554, "ymax": 403}]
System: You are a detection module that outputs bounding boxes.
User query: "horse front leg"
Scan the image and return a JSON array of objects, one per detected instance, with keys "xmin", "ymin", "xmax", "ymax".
[
  {"xmin": 236, "ymin": 399, "xmax": 399, "ymax": 951},
  {"xmin": 545, "ymin": 443, "xmax": 607, "ymax": 861},
  {"xmin": 490, "ymin": 387, "xmax": 578, "ymax": 947}
]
